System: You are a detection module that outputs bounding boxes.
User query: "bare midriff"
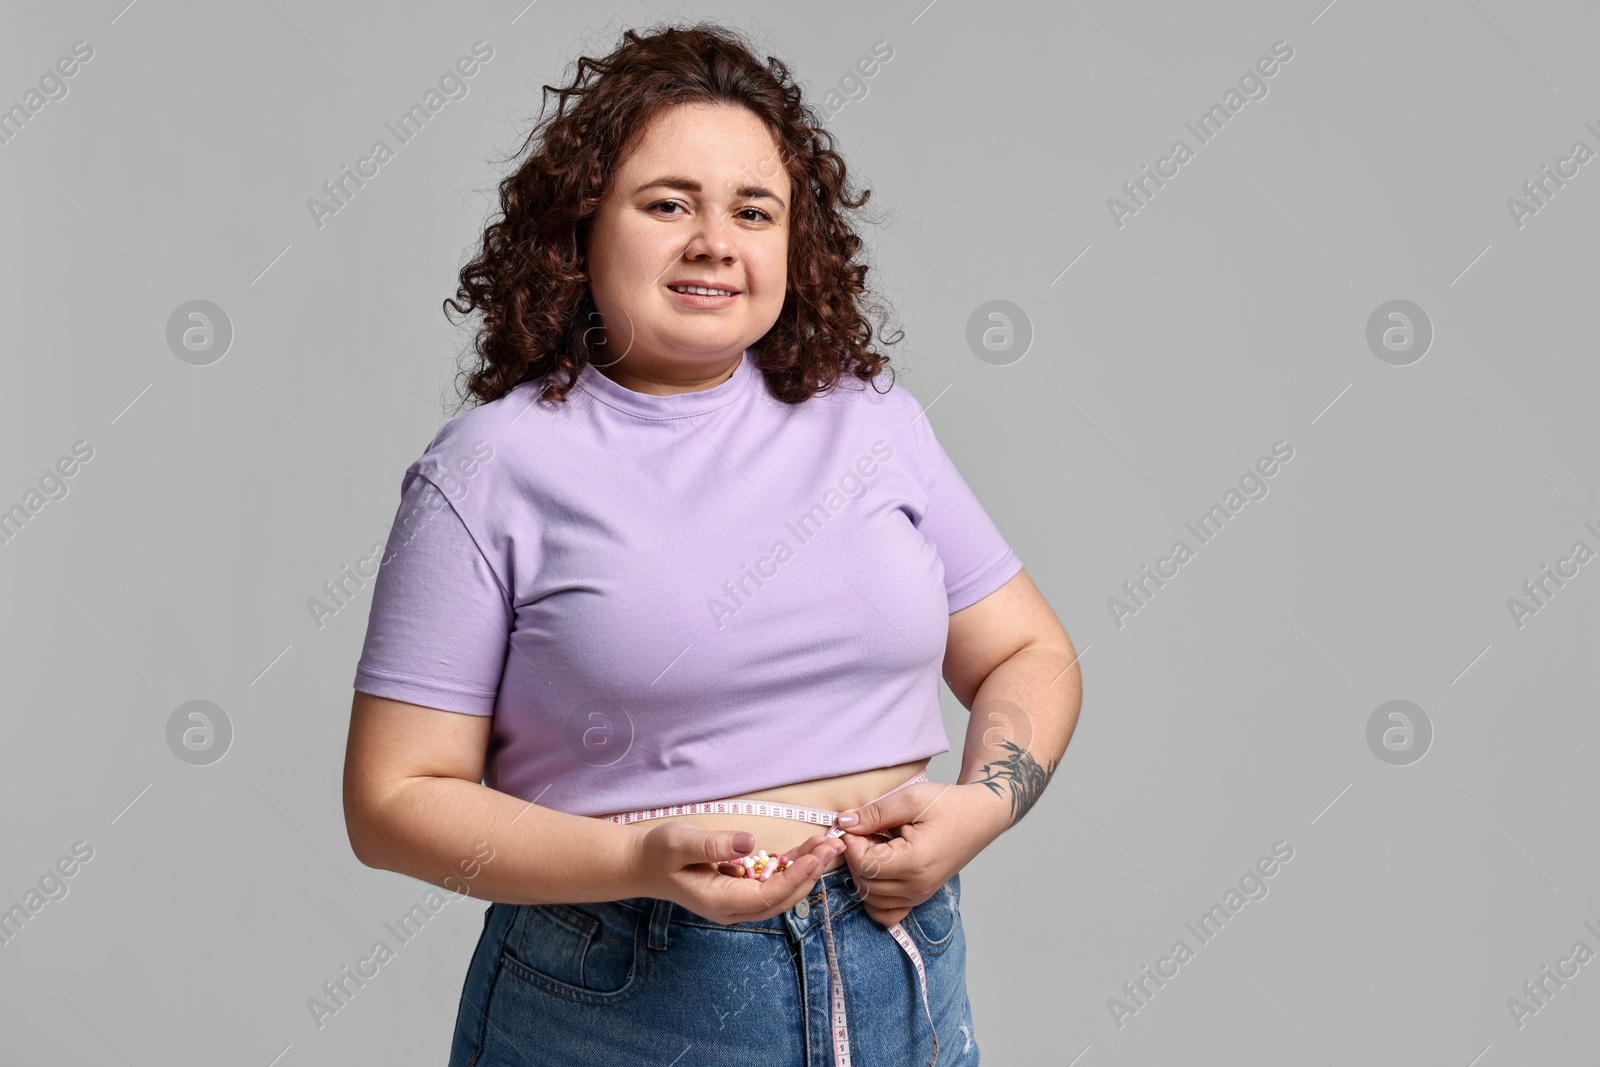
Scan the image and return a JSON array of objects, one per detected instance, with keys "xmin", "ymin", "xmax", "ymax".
[{"xmin": 615, "ymin": 758, "xmax": 931, "ymax": 873}]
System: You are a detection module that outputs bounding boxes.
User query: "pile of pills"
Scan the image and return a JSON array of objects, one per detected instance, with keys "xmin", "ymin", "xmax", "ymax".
[{"xmin": 729, "ymin": 849, "xmax": 791, "ymax": 880}]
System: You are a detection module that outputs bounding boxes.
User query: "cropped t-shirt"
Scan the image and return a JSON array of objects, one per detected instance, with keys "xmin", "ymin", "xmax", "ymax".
[{"xmin": 352, "ymin": 348, "xmax": 1023, "ymax": 818}]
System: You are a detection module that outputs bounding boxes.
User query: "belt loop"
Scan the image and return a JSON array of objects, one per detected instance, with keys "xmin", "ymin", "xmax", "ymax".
[{"xmin": 647, "ymin": 897, "xmax": 673, "ymax": 951}]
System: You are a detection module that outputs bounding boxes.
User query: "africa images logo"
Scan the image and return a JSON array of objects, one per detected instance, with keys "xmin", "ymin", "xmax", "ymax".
[
  {"xmin": 1106, "ymin": 40, "xmax": 1296, "ymax": 229},
  {"xmin": 306, "ymin": 41, "xmax": 494, "ymax": 230},
  {"xmin": 1107, "ymin": 840, "xmax": 1296, "ymax": 1029},
  {"xmin": 1107, "ymin": 441, "xmax": 1295, "ymax": 629}
]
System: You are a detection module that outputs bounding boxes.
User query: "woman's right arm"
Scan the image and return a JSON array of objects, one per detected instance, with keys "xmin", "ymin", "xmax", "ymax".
[
  {"xmin": 342, "ymin": 691, "xmax": 647, "ymax": 905},
  {"xmin": 342, "ymin": 691, "xmax": 841, "ymax": 911}
]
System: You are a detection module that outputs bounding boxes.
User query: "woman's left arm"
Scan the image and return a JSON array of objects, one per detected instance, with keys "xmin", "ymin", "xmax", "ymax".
[
  {"xmin": 837, "ymin": 567, "xmax": 1082, "ymax": 925},
  {"xmin": 945, "ymin": 565, "xmax": 1082, "ymax": 828}
]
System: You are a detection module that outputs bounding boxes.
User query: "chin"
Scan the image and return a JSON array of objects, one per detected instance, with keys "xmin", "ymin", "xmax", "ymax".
[{"xmin": 653, "ymin": 328, "xmax": 748, "ymax": 354}]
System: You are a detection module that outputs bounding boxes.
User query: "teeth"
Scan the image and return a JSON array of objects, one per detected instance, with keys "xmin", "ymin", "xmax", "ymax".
[{"xmin": 670, "ymin": 285, "xmax": 735, "ymax": 296}]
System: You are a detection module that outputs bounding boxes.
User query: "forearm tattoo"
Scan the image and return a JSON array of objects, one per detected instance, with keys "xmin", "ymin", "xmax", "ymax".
[{"xmin": 973, "ymin": 738, "xmax": 1059, "ymax": 826}]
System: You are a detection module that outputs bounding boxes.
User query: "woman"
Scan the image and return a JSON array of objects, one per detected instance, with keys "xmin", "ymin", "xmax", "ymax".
[{"xmin": 342, "ymin": 22, "xmax": 1080, "ymax": 1067}]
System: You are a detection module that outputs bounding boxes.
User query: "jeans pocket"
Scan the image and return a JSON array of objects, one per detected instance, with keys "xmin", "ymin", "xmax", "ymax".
[
  {"xmin": 500, "ymin": 901, "xmax": 648, "ymax": 1005},
  {"xmin": 908, "ymin": 874, "xmax": 960, "ymax": 956}
]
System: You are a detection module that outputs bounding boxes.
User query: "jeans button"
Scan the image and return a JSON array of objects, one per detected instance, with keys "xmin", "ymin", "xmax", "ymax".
[{"xmin": 794, "ymin": 897, "xmax": 811, "ymax": 919}]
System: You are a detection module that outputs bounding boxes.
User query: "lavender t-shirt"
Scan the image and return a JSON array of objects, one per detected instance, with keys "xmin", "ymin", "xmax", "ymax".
[{"xmin": 352, "ymin": 349, "xmax": 1022, "ymax": 817}]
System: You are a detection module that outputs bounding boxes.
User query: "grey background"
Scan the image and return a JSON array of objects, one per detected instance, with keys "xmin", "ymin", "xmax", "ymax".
[{"xmin": 3, "ymin": 0, "xmax": 1598, "ymax": 1064}]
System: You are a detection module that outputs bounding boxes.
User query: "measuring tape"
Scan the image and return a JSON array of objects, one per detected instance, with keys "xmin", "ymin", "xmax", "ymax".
[{"xmin": 601, "ymin": 771, "xmax": 940, "ymax": 1066}]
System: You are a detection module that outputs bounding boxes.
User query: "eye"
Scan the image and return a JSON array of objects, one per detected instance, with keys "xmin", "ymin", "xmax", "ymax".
[{"xmin": 647, "ymin": 200, "xmax": 774, "ymax": 223}]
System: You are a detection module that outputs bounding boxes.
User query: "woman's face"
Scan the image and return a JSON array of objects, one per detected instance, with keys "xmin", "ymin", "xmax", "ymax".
[{"xmin": 583, "ymin": 102, "xmax": 791, "ymax": 390}]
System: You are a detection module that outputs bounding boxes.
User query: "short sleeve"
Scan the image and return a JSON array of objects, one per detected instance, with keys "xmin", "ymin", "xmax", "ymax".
[
  {"xmin": 352, "ymin": 465, "xmax": 512, "ymax": 715},
  {"xmin": 904, "ymin": 395, "xmax": 1024, "ymax": 613}
]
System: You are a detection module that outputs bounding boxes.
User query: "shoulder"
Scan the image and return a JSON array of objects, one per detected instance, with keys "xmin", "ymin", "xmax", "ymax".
[
  {"xmin": 841, "ymin": 368, "xmax": 932, "ymax": 451},
  {"xmin": 795, "ymin": 368, "xmax": 932, "ymax": 462},
  {"xmin": 806, "ymin": 366, "xmax": 922, "ymax": 421},
  {"xmin": 787, "ymin": 370, "xmax": 934, "ymax": 486},
  {"xmin": 402, "ymin": 379, "xmax": 559, "ymax": 500}
]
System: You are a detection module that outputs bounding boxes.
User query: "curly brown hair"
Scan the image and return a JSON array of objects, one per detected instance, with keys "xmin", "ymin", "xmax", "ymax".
[{"xmin": 444, "ymin": 20, "xmax": 903, "ymax": 414}]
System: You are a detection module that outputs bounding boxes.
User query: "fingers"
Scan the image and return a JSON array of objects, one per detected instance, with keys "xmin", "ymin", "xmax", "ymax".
[
  {"xmin": 790, "ymin": 831, "xmax": 843, "ymax": 856},
  {"xmin": 839, "ymin": 834, "xmax": 923, "ymax": 914},
  {"xmin": 840, "ymin": 830, "xmax": 903, "ymax": 881},
  {"xmin": 716, "ymin": 857, "xmax": 818, "ymax": 921},
  {"xmin": 718, "ymin": 838, "xmax": 845, "ymax": 921},
  {"xmin": 662, "ymin": 824, "xmax": 857, "ymax": 924},
  {"xmin": 774, "ymin": 831, "xmax": 838, "ymax": 857},
  {"xmin": 712, "ymin": 830, "xmax": 841, "ymax": 877},
  {"xmin": 712, "ymin": 830, "xmax": 832, "ymax": 878},
  {"xmin": 696, "ymin": 827, "xmax": 757, "ymax": 864},
  {"xmin": 839, "ymin": 798, "xmax": 880, "ymax": 833},
  {"xmin": 838, "ymin": 782, "xmax": 941, "ymax": 836}
]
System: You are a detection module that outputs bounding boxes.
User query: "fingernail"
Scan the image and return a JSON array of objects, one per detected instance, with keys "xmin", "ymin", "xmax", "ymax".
[
  {"xmin": 732, "ymin": 832, "xmax": 754, "ymax": 854},
  {"xmin": 836, "ymin": 812, "xmax": 858, "ymax": 827}
]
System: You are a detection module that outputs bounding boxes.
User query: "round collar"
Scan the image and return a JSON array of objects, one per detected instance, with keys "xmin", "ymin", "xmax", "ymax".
[{"xmin": 576, "ymin": 349, "xmax": 756, "ymax": 420}]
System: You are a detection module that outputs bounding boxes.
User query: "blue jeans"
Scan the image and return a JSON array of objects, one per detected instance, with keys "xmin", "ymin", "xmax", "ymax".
[{"xmin": 446, "ymin": 865, "xmax": 979, "ymax": 1066}]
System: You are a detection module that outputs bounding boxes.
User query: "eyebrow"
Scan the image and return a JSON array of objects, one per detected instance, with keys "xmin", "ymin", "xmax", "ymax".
[{"xmin": 632, "ymin": 176, "xmax": 787, "ymax": 207}]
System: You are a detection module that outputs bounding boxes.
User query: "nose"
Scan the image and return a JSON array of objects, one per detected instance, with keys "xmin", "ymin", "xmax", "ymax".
[{"xmin": 682, "ymin": 218, "xmax": 735, "ymax": 261}]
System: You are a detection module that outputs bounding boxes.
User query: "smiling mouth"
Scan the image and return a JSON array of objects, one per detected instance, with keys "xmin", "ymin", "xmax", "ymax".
[{"xmin": 666, "ymin": 284, "xmax": 740, "ymax": 296}]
